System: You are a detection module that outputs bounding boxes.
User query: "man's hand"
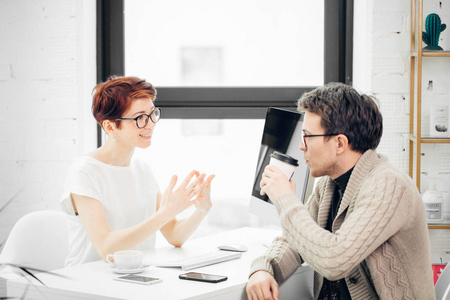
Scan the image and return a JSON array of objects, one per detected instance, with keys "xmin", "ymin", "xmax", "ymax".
[
  {"xmin": 260, "ymin": 165, "xmax": 296, "ymax": 202},
  {"xmin": 246, "ymin": 271, "xmax": 279, "ymax": 300}
]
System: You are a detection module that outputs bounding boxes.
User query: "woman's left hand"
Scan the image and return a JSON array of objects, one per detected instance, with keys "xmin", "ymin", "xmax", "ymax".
[{"xmin": 194, "ymin": 174, "xmax": 215, "ymax": 214}]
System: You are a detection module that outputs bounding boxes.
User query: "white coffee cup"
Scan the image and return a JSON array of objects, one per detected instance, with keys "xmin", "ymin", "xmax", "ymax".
[
  {"xmin": 106, "ymin": 250, "xmax": 143, "ymax": 270},
  {"xmin": 269, "ymin": 151, "xmax": 299, "ymax": 180}
]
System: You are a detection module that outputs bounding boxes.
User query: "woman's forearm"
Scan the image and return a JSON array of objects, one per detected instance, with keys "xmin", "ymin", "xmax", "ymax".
[
  {"xmin": 98, "ymin": 210, "xmax": 172, "ymax": 259},
  {"xmin": 162, "ymin": 209, "xmax": 208, "ymax": 247}
]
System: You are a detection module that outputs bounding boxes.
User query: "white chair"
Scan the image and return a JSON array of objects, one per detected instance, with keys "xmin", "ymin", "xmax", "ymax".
[
  {"xmin": 0, "ymin": 210, "xmax": 69, "ymax": 272},
  {"xmin": 436, "ymin": 263, "xmax": 450, "ymax": 300}
]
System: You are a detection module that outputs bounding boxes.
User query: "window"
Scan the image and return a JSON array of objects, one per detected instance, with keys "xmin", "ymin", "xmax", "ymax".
[
  {"xmin": 97, "ymin": 0, "xmax": 353, "ymax": 234},
  {"xmin": 134, "ymin": 119, "xmax": 264, "ymax": 200},
  {"xmin": 97, "ymin": 0, "xmax": 353, "ymax": 119},
  {"xmin": 125, "ymin": 1, "xmax": 324, "ymax": 87}
]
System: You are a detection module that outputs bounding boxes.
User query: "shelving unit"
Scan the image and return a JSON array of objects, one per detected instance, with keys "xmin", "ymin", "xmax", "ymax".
[
  {"xmin": 428, "ymin": 223, "xmax": 450, "ymax": 229},
  {"xmin": 409, "ymin": 0, "xmax": 450, "ymax": 229}
]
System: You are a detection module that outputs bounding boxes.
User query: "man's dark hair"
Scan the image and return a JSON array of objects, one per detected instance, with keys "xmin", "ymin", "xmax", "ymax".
[{"xmin": 297, "ymin": 82, "xmax": 383, "ymax": 153}]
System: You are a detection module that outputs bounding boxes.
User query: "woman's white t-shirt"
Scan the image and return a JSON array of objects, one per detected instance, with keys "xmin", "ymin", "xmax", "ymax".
[{"xmin": 60, "ymin": 156, "xmax": 159, "ymax": 267}]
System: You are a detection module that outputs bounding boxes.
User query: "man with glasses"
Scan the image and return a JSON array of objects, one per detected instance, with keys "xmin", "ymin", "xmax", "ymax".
[{"xmin": 246, "ymin": 83, "xmax": 434, "ymax": 299}]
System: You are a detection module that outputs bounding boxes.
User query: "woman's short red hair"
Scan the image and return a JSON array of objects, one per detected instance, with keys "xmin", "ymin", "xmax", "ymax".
[{"xmin": 92, "ymin": 76, "xmax": 157, "ymax": 128}]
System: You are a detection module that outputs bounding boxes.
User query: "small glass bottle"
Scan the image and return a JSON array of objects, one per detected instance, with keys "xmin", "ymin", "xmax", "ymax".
[{"xmin": 422, "ymin": 182, "xmax": 444, "ymax": 222}]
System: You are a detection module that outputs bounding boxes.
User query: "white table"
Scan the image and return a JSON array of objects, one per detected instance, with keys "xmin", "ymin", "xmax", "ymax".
[{"xmin": 7, "ymin": 227, "xmax": 313, "ymax": 300}]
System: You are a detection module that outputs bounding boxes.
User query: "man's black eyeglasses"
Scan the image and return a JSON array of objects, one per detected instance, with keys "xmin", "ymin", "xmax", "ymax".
[
  {"xmin": 301, "ymin": 131, "xmax": 340, "ymax": 148},
  {"xmin": 116, "ymin": 108, "xmax": 161, "ymax": 128}
]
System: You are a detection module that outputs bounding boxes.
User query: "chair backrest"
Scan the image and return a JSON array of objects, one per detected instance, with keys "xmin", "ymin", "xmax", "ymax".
[
  {"xmin": 0, "ymin": 210, "xmax": 69, "ymax": 272},
  {"xmin": 436, "ymin": 263, "xmax": 450, "ymax": 300}
]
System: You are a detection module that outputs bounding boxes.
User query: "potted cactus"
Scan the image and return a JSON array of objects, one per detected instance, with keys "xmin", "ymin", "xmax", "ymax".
[{"xmin": 422, "ymin": 13, "xmax": 446, "ymax": 50}]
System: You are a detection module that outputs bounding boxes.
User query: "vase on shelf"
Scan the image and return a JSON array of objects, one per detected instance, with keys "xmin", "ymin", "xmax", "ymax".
[{"xmin": 423, "ymin": 182, "xmax": 444, "ymax": 222}]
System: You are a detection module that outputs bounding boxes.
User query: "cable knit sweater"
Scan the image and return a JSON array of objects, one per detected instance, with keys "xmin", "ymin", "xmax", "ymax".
[{"xmin": 250, "ymin": 150, "xmax": 435, "ymax": 300}]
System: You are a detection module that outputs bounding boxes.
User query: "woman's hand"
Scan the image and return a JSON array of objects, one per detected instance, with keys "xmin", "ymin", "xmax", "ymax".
[
  {"xmin": 260, "ymin": 165, "xmax": 296, "ymax": 202},
  {"xmin": 194, "ymin": 174, "xmax": 215, "ymax": 214},
  {"xmin": 158, "ymin": 172, "xmax": 215, "ymax": 247},
  {"xmin": 159, "ymin": 170, "xmax": 207, "ymax": 219}
]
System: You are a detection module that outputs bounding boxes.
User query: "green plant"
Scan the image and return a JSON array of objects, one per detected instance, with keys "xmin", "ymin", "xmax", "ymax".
[{"xmin": 422, "ymin": 13, "xmax": 446, "ymax": 50}]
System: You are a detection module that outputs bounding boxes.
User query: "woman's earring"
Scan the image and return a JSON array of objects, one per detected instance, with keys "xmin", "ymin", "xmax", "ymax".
[{"xmin": 113, "ymin": 136, "xmax": 116, "ymax": 142}]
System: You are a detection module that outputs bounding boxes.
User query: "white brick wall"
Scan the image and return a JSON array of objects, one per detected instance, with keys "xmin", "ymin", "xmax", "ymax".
[
  {"xmin": 0, "ymin": 0, "xmax": 96, "ymax": 249},
  {"xmin": 354, "ymin": 0, "xmax": 411, "ymax": 174}
]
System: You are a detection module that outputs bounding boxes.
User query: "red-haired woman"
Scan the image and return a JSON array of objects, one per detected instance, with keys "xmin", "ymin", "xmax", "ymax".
[{"xmin": 60, "ymin": 76, "xmax": 214, "ymax": 266}]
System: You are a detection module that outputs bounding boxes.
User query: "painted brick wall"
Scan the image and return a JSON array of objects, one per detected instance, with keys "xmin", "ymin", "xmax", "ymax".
[
  {"xmin": 354, "ymin": 0, "xmax": 450, "ymax": 264},
  {"xmin": 0, "ymin": 0, "xmax": 96, "ymax": 249}
]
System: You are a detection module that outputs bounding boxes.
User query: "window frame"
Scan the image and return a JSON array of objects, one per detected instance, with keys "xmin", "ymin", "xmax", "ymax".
[{"xmin": 96, "ymin": 0, "xmax": 353, "ymax": 136}]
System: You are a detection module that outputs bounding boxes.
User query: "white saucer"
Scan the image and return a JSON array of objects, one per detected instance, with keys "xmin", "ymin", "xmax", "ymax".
[{"xmin": 111, "ymin": 266, "xmax": 146, "ymax": 274}]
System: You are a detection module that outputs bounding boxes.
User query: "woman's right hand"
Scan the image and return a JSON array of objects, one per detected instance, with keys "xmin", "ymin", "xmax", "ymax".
[{"xmin": 158, "ymin": 170, "xmax": 207, "ymax": 219}]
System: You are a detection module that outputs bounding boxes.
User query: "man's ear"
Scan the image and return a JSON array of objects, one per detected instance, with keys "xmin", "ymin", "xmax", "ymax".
[
  {"xmin": 336, "ymin": 134, "xmax": 349, "ymax": 155},
  {"xmin": 102, "ymin": 120, "xmax": 117, "ymax": 137}
]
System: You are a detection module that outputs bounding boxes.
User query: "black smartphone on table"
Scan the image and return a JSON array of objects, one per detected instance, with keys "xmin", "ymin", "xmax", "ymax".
[{"xmin": 179, "ymin": 272, "xmax": 228, "ymax": 283}]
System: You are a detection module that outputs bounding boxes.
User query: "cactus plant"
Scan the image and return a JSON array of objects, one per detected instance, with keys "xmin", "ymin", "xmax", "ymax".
[{"xmin": 422, "ymin": 13, "xmax": 446, "ymax": 50}]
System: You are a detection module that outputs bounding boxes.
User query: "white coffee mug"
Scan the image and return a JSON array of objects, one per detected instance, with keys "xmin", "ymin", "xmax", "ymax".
[
  {"xmin": 106, "ymin": 250, "xmax": 143, "ymax": 270},
  {"xmin": 269, "ymin": 151, "xmax": 299, "ymax": 180}
]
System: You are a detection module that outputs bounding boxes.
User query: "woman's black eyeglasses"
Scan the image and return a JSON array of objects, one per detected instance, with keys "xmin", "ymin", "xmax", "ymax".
[{"xmin": 116, "ymin": 108, "xmax": 161, "ymax": 128}]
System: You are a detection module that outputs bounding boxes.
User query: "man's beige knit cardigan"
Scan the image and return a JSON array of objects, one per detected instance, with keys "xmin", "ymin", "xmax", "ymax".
[{"xmin": 250, "ymin": 150, "xmax": 435, "ymax": 299}]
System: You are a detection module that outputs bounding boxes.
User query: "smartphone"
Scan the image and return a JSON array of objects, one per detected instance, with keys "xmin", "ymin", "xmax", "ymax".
[
  {"xmin": 179, "ymin": 272, "xmax": 228, "ymax": 283},
  {"xmin": 114, "ymin": 275, "xmax": 162, "ymax": 285}
]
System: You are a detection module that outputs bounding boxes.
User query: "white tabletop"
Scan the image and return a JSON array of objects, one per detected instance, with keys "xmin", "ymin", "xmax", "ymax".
[{"xmin": 7, "ymin": 227, "xmax": 313, "ymax": 300}]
